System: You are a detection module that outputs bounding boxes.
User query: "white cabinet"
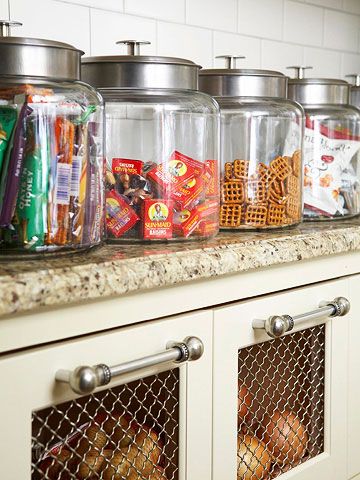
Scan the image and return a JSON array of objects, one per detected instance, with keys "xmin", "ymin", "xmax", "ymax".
[
  {"xmin": 348, "ymin": 276, "xmax": 360, "ymax": 480},
  {"xmin": 0, "ymin": 310, "xmax": 212, "ymax": 480},
  {"xmin": 213, "ymin": 279, "xmax": 350, "ymax": 480}
]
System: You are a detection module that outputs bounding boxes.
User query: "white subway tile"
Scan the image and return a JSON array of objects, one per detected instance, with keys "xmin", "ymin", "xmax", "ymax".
[
  {"xmin": 124, "ymin": 0, "xmax": 185, "ymax": 22},
  {"xmin": 213, "ymin": 31, "xmax": 261, "ymax": 68},
  {"xmin": 0, "ymin": 0, "xmax": 8, "ymax": 18},
  {"xmin": 324, "ymin": 9, "xmax": 360, "ymax": 53},
  {"xmin": 261, "ymin": 40, "xmax": 304, "ymax": 74},
  {"xmin": 305, "ymin": 0, "xmax": 339, "ymax": 8},
  {"xmin": 304, "ymin": 47, "xmax": 341, "ymax": 77},
  {"xmin": 90, "ymin": 9, "xmax": 156, "ymax": 56},
  {"xmin": 56, "ymin": 0, "xmax": 123, "ymax": 11},
  {"xmin": 238, "ymin": 0, "xmax": 283, "ymax": 41},
  {"xmin": 284, "ymin": 1, "xmax": 323, "ymax": 47},
  {"xmin": 341, "ymin": 52, "xmax": 360, "ymax": 79},
  {"xmin": 10, "ymin": 0, "xmax": 90, "ymax": 54},
  {"xmin": 343, "ymin": 0, "xmax": 360, "ymax": 15},
  {"xmin": 186, "ymin": 0, "xmax": 237, "ymax": 32},
  {"xmin": 157, "ymin": 21, "xmax": 212, "ymax": 67}
]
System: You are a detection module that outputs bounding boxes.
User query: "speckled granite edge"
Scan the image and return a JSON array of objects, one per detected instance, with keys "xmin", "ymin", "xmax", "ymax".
[{"xmin": 1, "ymin": 224, "xmax": 360, "ymax": 318}]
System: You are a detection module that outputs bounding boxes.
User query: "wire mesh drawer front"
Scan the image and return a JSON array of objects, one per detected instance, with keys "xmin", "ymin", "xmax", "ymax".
[
  {"xmin": 32, "ymin": 369, "xmax": 179, "ymax": 480},
  {"xmin": 237, "ymin": 324, "xmax": 325, "ymax": 480}
]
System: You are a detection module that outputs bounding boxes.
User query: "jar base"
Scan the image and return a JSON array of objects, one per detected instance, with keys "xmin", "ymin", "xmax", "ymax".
[
  {"xmin": 220, "ymin": 222, "xmax": 301, "ymax": 232},
  {"xmin": 304, "ymin": 213, "xmax": 360, "ymax": 222},
  {"xmin": 0, "ymin": 242, "xmax": 102, "ymax": 261},
  {"xmin": 106, "ymin": 234, "xmax": 218, "ymax": 244}
]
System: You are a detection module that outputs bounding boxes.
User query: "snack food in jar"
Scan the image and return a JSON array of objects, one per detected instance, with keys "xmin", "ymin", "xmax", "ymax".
[
  {"xmin": 81, "ymin": 39, "xmax": 220, "ymax": 242},
  {"xmin": 288, "ymin": 66, "xmax": 360, "ymax": 220},
  {"xmin": 199, "ymin": 55, "xmax": 304, "ymax": 230},
  {"xmin": 0, "ymin": 21, "xmax": 104, "ymax": 254}
]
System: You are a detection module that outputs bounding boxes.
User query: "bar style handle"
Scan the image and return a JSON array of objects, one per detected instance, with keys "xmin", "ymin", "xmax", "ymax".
[
  {"xmin": 252, "ymin": 297, "xmax": 350, "ymax": 339},
  {"xmin": 346, "ymin": 74, "xmax": 360, "ymax": 87},
  {"xmin": 116, "ymin": 39, "xmax": 151, "ymax": 55},
  {"xmin": 216, "ymin": 55, "xmax": 245, "ymax": 69},
  {"xmin": 56, "ymin": 336, "xmax": 204, "ymax": 395},
  {"xmin": 286, "ymin": 65, "xmax": 313, "ymax": 79},
  {"xmin": 0, "ymin": 20, "xmax": 22, "ymax": 37}
]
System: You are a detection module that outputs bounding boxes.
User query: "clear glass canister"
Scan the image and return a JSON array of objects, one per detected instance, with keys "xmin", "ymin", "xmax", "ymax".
[
  {"xmin": 0, "ymin": 21, "xmax": 104, "ymax": 254},
  {"xmin": 199, "ymin": 56, "xmax": 304, "ymax": 230},
  {"xmin": 288, "ymin": 67, "xmax": 360, "ymax": 220},
  {"xmin": 81, "ymin": 40, "xmax": 220, "ymax": 242}
]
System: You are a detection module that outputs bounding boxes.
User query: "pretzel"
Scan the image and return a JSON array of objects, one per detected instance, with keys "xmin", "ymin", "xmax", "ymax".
[
  {"xmin": 245, "ymin": 205, "xmax": 267, "ymax": 227},
  {"xmin": 286, "ymin": 174, "xmax": 300, "ymax": 197},
  {"xmin": 267, "ymin": 203, "xmax": 285, "ymax": 226},
  {"xmin": 225, "ymin": 162, "xmax": 233, "ymax": 180},
  {"xmin": 292, "ymin": 150, "xmax": 302, "ymax": 177},
  {"xmin": 222, "ymin": 180, "xmax": 245, "ymax": 204},
  {"xmin": 246, "ymin": 180, "xmax": 268, "ymax": 204},
  {"xmin": 233, "ymin": 159, "xmax": 249, "ymax": 179},
  {"xmin": 220, "ymin": 204, "xmax": 242, "ymax": 227},
  {"xmin": 270, "ymin": 156, "xmax": 292, "ymax": 181},
  {"xmin": 286, "ymin": 195, "xmax": 301, "ymax": 220}
]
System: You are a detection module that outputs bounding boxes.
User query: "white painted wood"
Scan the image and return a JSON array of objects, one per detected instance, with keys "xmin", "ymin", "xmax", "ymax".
[
  {"xmin": 348, "ymin": 274, "xmax": 360, "ymax": 480},
  {"xmin": 2, "ymin": 250, "xmax": 360, "ymax": 353},
  {"xmin": 213, "ymin": 278, "xmax": 349, "ymax": 480},
  {"xmin": 0, "ymin": 311, "xmax": 212, "ymax": 480}
]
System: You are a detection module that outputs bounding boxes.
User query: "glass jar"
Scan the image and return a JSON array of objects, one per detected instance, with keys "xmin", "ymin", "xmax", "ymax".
[
  {"xmin": 81, "ymin": 40, "xmax": 220, "ymax": 242},
  {"xmin": 0, "ymin": 21, "xmax": 104, "ymax": 254},
  {"xmin": 288, "ymin": 67, "xmax": 360, "ymax": 220},
  {"xmin": 199, "ymin": 56, "xmax": 304, "ymax": 230}
]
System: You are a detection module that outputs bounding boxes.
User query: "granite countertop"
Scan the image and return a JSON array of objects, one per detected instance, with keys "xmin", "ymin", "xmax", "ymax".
[{"xmin": 1, "ymin": 219, "xmax": 360, "ymax": 318}]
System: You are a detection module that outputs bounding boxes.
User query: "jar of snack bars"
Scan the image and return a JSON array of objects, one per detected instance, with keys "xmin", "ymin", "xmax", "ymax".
[
  {"xmin": 0, "ymin": 21, "xmax": 104, "ymax": 254},
  {"xmin": 199, "ymin": 56, "xmax": 304, "ymax": 230},
  {"xmin": 288, "ymin": 66, "xmax": 360, "ymax": 220},
  {"xmin": 81, "ymin": 40, "xmax": 220, "ymax": 242}
]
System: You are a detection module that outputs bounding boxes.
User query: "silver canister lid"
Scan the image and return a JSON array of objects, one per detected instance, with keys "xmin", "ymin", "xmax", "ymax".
[
  {"xmin": 345, "ymin": 74, "xmax": 360, "ymax": 108},
  {"xmin": 287, "ymin": 66, "xmax": 350, "ymax": 105},
  {"xmin": 81, "ymin": 40, "xmax": 200, "ymax": 90},
  {"xmin": 0, "ymin": 20, "xmax": 83, "ymax": 81},
  {"xmin": 198, "ymin": 55, "xmax": 287, "ymax": 98}
]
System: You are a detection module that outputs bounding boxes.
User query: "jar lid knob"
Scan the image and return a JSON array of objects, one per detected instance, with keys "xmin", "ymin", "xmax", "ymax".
[
  {"xmin": 216, "ymin": 55, "xmax": 245, "ymax": 69},
  {"xmin": 0, "ymin": 20, "xmax": 22, "ymax": 37},
  {"xmin": 287, "ymin": 66, "xmax": 313, "ymax": 79},
  {"xmin": 345, "ymin": 74, "xmax": 360, "ymax": 87},
  {"xmin": 116, "ymin": 39, "xmax": 151, "ymax": 55}
]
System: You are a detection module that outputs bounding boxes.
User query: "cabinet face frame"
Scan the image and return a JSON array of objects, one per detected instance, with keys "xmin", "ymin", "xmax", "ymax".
[
  {"xmin": 213, "ymin": 278, "xmax": 349, "ymax": 480},
  {"xmin": 0, "ymin": 311, "xmax": 212, "ymax": 480}
]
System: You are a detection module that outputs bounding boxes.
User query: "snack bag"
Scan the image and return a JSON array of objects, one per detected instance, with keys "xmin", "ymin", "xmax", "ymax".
[{"xmin": 0, "ymin": 106, "xmax": 17, "ymax": 174}]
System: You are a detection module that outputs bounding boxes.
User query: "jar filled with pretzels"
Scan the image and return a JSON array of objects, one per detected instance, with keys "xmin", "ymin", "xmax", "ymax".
[{"xmin": 199, "ymin": 56, "xmax": 304, "ymax": 229}]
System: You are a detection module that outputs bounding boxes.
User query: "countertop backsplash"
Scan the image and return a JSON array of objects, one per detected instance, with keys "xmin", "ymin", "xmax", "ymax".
[{"xmin": 1, "ymin": 0, "xmax": 360, "ymax": 78}]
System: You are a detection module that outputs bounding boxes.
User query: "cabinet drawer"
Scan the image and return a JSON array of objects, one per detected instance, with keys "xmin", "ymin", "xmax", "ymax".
[
  {"xmin": 213, "ymin": 278, "xmax": 349, "ymax": 480},
  {"xmin": 0, "ymin": 311, "xmax": 212, "ymax": 480}
]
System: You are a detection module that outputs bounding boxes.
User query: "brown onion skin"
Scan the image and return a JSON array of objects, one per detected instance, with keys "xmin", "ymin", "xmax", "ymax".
[
  {"xmin": 237, "ymin": 433, "xmax": 272, "ymax": 480},
  {"xmin": 260, "ymin": 410, "xmax": 308, "ymax": 465},
  {"xmin": 238, "ymin": 383, "xmax": 253, "ymax": 425}
]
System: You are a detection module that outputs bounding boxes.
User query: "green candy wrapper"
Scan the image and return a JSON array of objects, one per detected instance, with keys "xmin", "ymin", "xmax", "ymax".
[{"xmin": 0, "ymin": 106, "xmax": 17, "ymax": 175}]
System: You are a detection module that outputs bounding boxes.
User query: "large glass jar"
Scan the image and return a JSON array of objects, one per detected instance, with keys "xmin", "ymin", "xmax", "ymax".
[
  {"xmin": 288, "ymin": 67, "xmax": 360, "ymax": 220},
  {"xmin": 0, "ymin": 21, "xmax": 104, "ymax": 254},
  {"xmin": 81, "ymin": 40, "xmax": 220, "ymax": 242},
  {"xmin": 199, "ymin": 57, "xmax": 304, "ymax": 230}
]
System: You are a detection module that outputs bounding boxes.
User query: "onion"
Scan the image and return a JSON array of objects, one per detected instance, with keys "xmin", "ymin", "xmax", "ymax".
[
  {"xmin": 260, "ymin": 410, "xmax": 308, "ymax": 465},
  {"xmin": 237, "ymin": 433, "xmax": 272, "ymax": 480},
  {"xmin": 238, "ymin": 383, "xmax": 253, "ymax": 424}
]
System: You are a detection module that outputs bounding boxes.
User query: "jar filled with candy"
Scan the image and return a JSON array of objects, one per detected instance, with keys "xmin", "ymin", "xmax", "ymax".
[
  {"xmin": 0, "ymin": 21, "xmax": 104, "ymax": 254},
  {"xmin": 199, "ymin": 56, "xmax": 304, "ymax": 230},
  {"xmin": 288, "ymin": 66, "xmax": 360, "ymax": 220},
  {"xmin": 81, "ymin": 40, "xmax": 220, "ymax": 242}
]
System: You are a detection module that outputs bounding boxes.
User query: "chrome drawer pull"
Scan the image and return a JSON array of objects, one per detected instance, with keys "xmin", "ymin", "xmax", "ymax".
[
  {"xmin": 55, "ymin": 336, "xmax": 204, "ymax": 395},
  {"xmin": 252, "ymin": 296, "xmax": 350, "ymax": 339}
]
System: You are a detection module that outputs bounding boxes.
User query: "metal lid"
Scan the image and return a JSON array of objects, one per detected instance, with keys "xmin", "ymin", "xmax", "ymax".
[
  {"xmin": 287, "ymin": 66, "xmax": 350, "ymax": 105},
  {"xmin": 198, "ymin": 55, "xmax": 287, "ymax": 98},
  {"xmin": 81, "ymin": 40, "xmax": 200, "ymax": 90},
  {"xmin": 345, "ymin": 74, "xmax": 360, "ymax": 108},
  {"xmin": 0, "ymin": 20, "xmax": 83, "ymax": 81}
]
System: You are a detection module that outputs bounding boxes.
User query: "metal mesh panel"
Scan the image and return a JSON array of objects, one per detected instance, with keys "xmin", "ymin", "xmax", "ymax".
[
  {"xmin": 31, "ymin": 369, "xmax": 179, "ymax": 480},
  {"xmin": 237, "ymin": 324, "xmax": 325, "ymax": 479}
]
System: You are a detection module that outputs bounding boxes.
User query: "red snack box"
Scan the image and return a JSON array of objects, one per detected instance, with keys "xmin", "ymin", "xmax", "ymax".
[
  {"xmin": 147, "ymin": 159, "xmax": 196, "ymax": 194},
  {"xmin": 174, "ymin": 199, "xmax": 219, "ymax": 238},
  {"xmin": 196, "ymin": 220, "xmax": 219, "ymax": 236},
  {"xmin": 197, "ymin": 199, "xmax": 220, "ymax": 219},
  {"xmin": 205, "ymin": 159, "xmax": 219, "ymax": 196},
  {"xmin": 143, "ymin": 199, "xmax": 173, "ymax": 240},
  {"xmin": 106, "ymin": 190, "xmax": 139, "ymax": 238},
  {"xmin": 171, "ymin": 176, "xmax": 204, "ymax": 210},
  {"xmin": 170, "ymin": 150, "xmax": 205, "ymax": 177},
  {"xmin": 112, "ymin": 158, "xmax": 143, "ymax": 175}
]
